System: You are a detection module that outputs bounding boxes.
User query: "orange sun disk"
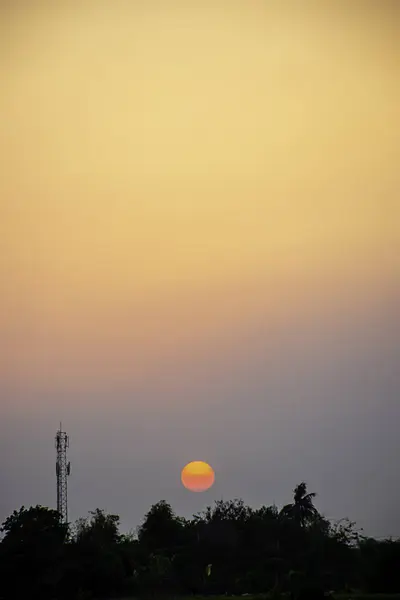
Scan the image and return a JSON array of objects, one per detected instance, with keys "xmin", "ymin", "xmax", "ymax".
[{"xmin": 181, "ymin": 461, "xmax": 215, "ymax": 492}]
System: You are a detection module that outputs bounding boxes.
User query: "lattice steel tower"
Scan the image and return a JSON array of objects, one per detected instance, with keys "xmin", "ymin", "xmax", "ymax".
[{"xmin": 55, "ymin": 423, "xmax": 70, "ymax": 524}]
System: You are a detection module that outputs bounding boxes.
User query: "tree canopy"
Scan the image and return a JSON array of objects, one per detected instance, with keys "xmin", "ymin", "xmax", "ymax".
[{"xmin": 1, "ymin": 484, "xmax": 399, "ymax": 599}]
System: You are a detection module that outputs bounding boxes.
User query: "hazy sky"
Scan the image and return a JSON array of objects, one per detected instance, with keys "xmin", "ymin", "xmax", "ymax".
[{"xmin": 1, "ymin": 0, "xmax": 399, "ymax": 538}]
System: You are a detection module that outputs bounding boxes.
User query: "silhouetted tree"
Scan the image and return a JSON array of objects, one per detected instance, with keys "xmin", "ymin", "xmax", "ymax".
[
  {"xmin": 138, "ymin": 500, "xmax": 186, "ymax": 554},
  {"xmin": 0, "ymin": 506, "xmax": 68, "ymax": 599},
  {"xmin": 1, "ymin": 484, "xmax": 399, "ymax": 598},
  {"xmin": 359, "ymin": 537, "xmax": 400, "ymax": 593},
  {"xmin": 281, "ymin": 482, "xmax": 318, "ymax": 527},
  {"xmin": 74, "ymin": 507, "xmax": 121, "ymax": 546},
  {"xmin": 68, "ymin": 509, "xmax": 125, "ymax": 599}
]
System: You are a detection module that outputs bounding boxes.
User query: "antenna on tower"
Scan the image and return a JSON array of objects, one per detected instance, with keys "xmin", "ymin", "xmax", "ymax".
[{"xmin": 55, "ymin": 423, "xmax": 70, "ymax": 524}]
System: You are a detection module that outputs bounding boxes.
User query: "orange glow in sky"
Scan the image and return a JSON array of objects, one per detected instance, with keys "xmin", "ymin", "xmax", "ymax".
[
  {"xmin": 181, "ymin": 461, "xmax": 215, "ymax": 493},
  {"xmin": 0, "ymin": 0, "xmax": 399, "ymax": 410}
]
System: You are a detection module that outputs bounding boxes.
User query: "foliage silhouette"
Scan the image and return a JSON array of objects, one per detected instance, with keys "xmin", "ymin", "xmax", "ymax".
[
  {"xmin": 1, "ymin": 484, "xmax": 400, "ymax": 599},
  {"xmin": 0, "ymin": 505, "xmax": 68, "ymax": 599},
  {"xmin": 280, "ymin": 482, "xmax": 318, "ymax": 527}
]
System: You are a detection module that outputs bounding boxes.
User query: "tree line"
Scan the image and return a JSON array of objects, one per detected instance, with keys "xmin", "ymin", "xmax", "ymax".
[{"xmin": 1, "ymin": 482, "xmax": 399, "ymax": 599}]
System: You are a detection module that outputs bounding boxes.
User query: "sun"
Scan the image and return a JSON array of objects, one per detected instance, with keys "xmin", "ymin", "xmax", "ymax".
[{"xmin": 181, "ymin": 461, "xmax": 215, "ymax": 492}]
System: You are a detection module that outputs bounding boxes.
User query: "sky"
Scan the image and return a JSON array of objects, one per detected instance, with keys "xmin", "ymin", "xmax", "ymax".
[{"xmin": 1, "ymin": 0, "xmax": 399, "ymax": 538}]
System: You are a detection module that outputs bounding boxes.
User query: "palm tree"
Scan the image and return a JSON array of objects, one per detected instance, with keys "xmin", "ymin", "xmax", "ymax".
[{"xmin": 280, "ymin": 482, "xmax": 318, "ymax": 527}]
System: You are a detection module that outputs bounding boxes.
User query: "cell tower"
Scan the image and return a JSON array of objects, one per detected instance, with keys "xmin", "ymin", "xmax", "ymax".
[{"xmin": 55, "ymin": 423, "xmax": 70, "ymax": 524}]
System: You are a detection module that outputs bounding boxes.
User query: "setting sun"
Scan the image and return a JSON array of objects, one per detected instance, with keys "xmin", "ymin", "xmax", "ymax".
[{"xmin": 181, "ymin": 461, "xmax": 215, "ymax": 493}]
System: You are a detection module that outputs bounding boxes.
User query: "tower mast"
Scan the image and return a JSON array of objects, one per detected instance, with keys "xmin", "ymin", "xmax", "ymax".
[{"xmin": 55, "ymin": 423, "xmax": 70, "ymax": 524}]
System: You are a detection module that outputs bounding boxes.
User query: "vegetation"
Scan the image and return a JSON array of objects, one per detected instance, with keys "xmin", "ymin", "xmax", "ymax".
[{"xmin": 1, "ymin": 482, "xmax": 399, "ymax": 599}]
